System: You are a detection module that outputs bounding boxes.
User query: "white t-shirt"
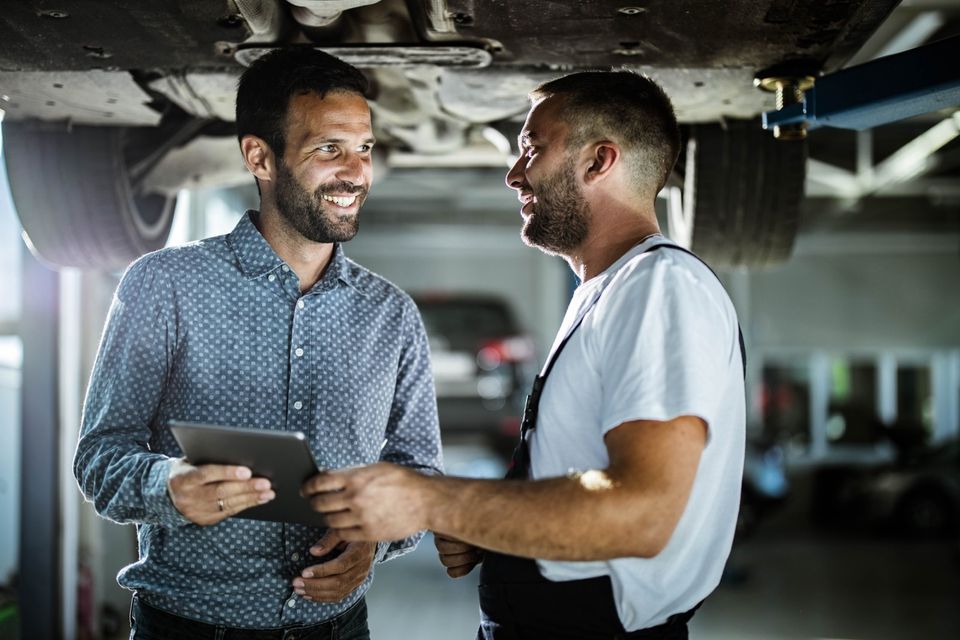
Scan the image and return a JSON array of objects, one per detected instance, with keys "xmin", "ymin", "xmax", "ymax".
[{"xmin": 530, "ymin": 236, "xmax": 746, "ymax": 632}]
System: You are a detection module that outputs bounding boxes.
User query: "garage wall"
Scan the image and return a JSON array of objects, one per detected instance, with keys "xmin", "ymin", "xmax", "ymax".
[
  {"xmin": 345, "ymin": 225, "xmax": 570, "ymax": 358},
  {"xmin": 743, "ymin": 241, "xmax": 960, "ymax": 350}
]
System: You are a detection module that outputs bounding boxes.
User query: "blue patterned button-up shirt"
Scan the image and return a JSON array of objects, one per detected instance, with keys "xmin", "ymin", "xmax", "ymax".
[{"xmin": 74, "ymin": 211, "xmax": 443, "ymax": 628}]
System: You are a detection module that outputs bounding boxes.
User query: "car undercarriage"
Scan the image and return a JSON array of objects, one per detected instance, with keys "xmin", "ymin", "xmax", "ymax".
[{"xmin": 0, "ymin": 0, "xmax": 938, "ymax": 270}]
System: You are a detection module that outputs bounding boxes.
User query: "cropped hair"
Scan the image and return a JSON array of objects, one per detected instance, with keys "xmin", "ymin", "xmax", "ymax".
[
  {"xmin": 236, "ymin": 47, "xmax": 369, "ymax": 159},
  {"xmin": 531, "ymin": 71, "xmax": 680, "ymax": 194}
]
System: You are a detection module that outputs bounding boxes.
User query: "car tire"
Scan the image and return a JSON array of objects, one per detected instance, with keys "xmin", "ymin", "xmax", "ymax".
[
  {"xmin": 895, "ymin": 487, "xmax": 957, "ymax": 538},
  {"xmin": 670, "ymin": 118, "xmax": 806, "ymax": 268},
  {"xmin": 810, "ymin": 466, "xmax": 859, "ymax": 528},
  {"xmin": 2, "ymin": 123, "xmax": 177, "ymax": 271}
]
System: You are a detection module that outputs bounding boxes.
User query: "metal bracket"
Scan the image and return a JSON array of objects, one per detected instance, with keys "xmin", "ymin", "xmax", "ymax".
[
  {"xmin": 763, "ymin": 35, "xmax": 960, "ymax": 133},
  {"xmin": 233, "ymin": 44, "xmax": 493, "ymax": 69}
]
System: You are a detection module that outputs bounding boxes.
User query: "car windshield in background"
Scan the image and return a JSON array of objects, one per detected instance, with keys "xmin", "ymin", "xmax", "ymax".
[
  {"xmin": 418, "ymin": 299, "xmax": 517, "ymax": 350},
  {"xmin": 413, "ymin": 294, "xmax": 534, "ymax": 455}
]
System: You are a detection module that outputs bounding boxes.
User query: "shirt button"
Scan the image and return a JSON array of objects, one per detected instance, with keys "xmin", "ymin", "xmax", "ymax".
[
  {"xmin": 294, "ymin": 401, "xmax": 303, "ymax": 410},
  {"xmin": 281, "ymin": 265, "xmax": 290, "ymax": 272},
  {"xmin": 295, "ymin": 348, "xmax": 304, "ymax": 357},
  {"xmin": 287, "ymin": 597, "xmax": 296, "ymax": 608},
  {"xmin": 268, "ymin": 274, "xmax": 276, "ymax": 282},
  {"xmin": 297, "ymin": 300, "xmax": 305, "ymax": 309},
  {"xmin": 291, "ymin": 552, "xmax": 300, "ymax": 561}
]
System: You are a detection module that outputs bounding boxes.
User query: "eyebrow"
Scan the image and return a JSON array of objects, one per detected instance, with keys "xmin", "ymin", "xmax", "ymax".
[
  {"xmin": 304, "ymin": 134, "xmax": 377, "ymax": 146},
  {"xmin": 306, "ymin": 135, "xmax": 377, "ymax": 146},
  {"xmin": 518, "ymin": 132, "xmax": 535, "ymax": 148}
]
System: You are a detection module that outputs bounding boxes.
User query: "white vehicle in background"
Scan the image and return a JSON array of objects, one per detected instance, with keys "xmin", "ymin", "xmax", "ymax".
[{"xmin": 414, "ymin": 293, "xmax": 534, "ymax": 456}]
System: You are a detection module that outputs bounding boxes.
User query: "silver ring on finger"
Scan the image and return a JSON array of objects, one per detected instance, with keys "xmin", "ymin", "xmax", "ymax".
[{"xmin": 217, "ymin": 498, "xmax": 225, "ymax": 512}]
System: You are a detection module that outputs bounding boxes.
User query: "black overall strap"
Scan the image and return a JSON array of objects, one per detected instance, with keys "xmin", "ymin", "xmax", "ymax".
[
  {"xmin": 505, "ymin": 242, "xmax": 746, "ymax": 479},
  {"xmin": 506, "ymin": 289, "xmax": 604, "ymax": 478}
]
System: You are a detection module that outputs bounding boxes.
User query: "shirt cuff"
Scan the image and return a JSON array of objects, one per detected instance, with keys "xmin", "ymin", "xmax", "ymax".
[
  {"xmin": 375, "ymin": 531, "xmax": 425, "ymax": 564},
  {"xmin": 144, "ymin": 457, "xmax": 192, "ymax": 528}
]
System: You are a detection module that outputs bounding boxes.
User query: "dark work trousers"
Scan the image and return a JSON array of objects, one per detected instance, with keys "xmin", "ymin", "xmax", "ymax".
[
  {"xmin": 129, "ymin": 595, "xmax": 369, "ymax": 640},
  {"xmin": 477, "ymin": 244, "xmax": 733, "ymax": 640},
  {"xmin": 478, "ymin": 552, "xmax": 697, "ymax": 640}
]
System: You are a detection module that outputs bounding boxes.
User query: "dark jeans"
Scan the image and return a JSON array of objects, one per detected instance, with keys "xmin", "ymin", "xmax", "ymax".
[{"xmin": 129, "ymin": 595, "xmax": 369, "ymax": 640}]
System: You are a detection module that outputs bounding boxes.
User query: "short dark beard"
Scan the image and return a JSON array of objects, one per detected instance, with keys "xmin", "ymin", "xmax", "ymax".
[
  {"xmin": 274, "ymin": 161, "xmax": 366, "ymax": 244},
  {"xmin": 521, "ymin": 155, "xmax": 590, "ymax": 256}
]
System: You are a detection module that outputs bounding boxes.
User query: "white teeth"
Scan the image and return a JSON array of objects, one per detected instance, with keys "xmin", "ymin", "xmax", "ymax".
[{"xmin": 321, "ymin": 194, "xmax": 357, "ymax": 207}]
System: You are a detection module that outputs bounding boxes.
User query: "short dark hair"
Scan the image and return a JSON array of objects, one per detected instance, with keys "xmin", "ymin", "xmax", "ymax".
[
  {"xmin": 530, "ymin": 71, "xmax": 680, "ymax": 195},
  {"xmin": 236, "ymin": 47, "xmax": 369, "ymax": 159}
]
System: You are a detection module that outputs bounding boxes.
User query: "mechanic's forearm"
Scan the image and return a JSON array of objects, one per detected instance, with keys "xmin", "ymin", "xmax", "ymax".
[{"xmin": 420, "ymin": 472, "xmax": 670, "ymax": 561}]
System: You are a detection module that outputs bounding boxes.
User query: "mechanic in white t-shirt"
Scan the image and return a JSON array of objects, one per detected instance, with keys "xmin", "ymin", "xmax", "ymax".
[{"xmin": 303, "ymin": 70, "xmax": 746, "ymax": 639}]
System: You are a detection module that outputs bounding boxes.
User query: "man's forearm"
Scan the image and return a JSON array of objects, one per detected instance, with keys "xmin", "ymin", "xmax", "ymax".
[
  {"xmin": 307, "ymin": 418, "xmax": 705, "ymax": 559},
  {"xmin": 74, "ymin": 438, "xmax": 188, "ymax": 528},
  {"xmin": 421, "ymin": 472, "xmax": 666, "ymax": 561}
]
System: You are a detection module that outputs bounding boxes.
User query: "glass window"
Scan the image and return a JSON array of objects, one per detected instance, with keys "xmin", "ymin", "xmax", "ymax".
[
  {"xmin": 826, "ymin": 359, "xmax": 881, "ymax": 444},
  {"xmin": 761, "ymin": 361, "xmax": 811, "ymax": 448}
]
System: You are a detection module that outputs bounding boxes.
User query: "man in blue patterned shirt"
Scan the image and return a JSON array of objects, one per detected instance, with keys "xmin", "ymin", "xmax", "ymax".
[{"xmin": 73, "ymin": 47, "xmax": 443, "ymax": 639}]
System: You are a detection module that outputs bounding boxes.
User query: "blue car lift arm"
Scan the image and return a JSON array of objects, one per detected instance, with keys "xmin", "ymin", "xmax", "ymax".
[{"xmin": 763, "ymin": 35, "xmax": 960, "ymax": 132}]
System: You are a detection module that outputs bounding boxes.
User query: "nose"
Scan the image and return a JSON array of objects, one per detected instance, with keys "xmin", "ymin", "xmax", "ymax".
[
  {"xmin": 337, "ymin": 151, "xmax": 369, "ymax": 186},
  {"xmin": 505, "ymin": 154, "xmax": 526, "ymax": 191}
]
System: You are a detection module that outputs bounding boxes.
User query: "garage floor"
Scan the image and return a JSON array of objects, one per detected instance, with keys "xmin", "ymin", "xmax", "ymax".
[{"xmin": 366, "ymin": 531, "xmax": 960, "ymax": 640}]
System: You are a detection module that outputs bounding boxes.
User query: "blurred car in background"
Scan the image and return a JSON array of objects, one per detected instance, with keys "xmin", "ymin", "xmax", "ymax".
[
  {"xmin": 813, "ymin": 439, "xmax": 960, "ymax": 538},
  {"xmin": 413, "ymin": 293, "xmax": 535, "ymax": 456}
]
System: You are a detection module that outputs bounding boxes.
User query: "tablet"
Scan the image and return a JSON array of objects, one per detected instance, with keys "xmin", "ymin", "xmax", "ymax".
[{"xmin": 168, "ymin": 420, "xmax": 327, "ymax": 527}]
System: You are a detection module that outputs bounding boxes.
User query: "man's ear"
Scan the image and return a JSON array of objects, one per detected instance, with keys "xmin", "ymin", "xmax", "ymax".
[
  {"xmin": 583, "ymin": 141, "xmax": 620, "ymax": 186},
  {"xmin": 240, "ymin": 135, "xmax": 275, "ymax": 184}
]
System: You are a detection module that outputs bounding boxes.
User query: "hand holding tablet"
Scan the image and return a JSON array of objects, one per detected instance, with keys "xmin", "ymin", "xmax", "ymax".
[
  {"xmin": 166, "ymin": 458, "xmax": 276, "ymax": 526},
  {"xmin": 169, "ymin": 420, "xmax": 328, "ymax": 526}
]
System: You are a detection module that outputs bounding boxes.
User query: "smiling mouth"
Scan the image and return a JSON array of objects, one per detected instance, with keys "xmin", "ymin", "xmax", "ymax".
[
  {"xmin": 321, "ymin": 194, "xmax": 358, "ymax": 207},
  {"xmin": 519, "ymin": 194, "xmax": 535, "ymax": 215}
]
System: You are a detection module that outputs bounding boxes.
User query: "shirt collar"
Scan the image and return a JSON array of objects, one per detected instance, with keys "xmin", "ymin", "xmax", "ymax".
[{"xmin": 227, "ymin": 210, "xmax": 367, "ymax": 294}]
